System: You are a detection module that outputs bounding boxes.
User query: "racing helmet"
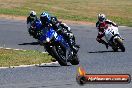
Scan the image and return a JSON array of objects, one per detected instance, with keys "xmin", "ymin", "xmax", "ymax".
[
  {"xmin": 40, "ymin": 12, "xmax": 51, "ymax": 25},
  {"xmin": 51, "ymin": 16, "xmax": 58, "ymax": 25},
  {"xmin": 98, "ymin": 14, "xmax": 106, "ymax": 22},
  {"xmin": 29, "ymin": 11, "xmax": 37, "ymax": 21}
]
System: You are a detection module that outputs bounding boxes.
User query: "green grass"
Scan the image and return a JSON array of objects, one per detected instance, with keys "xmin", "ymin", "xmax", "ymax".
[
  {"xmin": 0, "ymin": 48, "xmax": 54, "ymax": 67},
  {"xmin": 0, "ymin": 0, "xmax": 132, "ymax": 26}
]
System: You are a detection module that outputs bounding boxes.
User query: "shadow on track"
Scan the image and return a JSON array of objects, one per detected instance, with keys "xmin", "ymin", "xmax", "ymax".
[
  {"xmin": 18, "ymin": 42, "xmax": 40, "ymax": 45},
  {"xmin": 88, "ymin": 50, "xmax": 116, "ymax": 53}
]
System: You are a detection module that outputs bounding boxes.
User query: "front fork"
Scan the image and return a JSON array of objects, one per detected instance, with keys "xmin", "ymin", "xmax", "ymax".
[
  {"xmin": 56, "ymin": 37, "xmax": 73, "ymax": 61},
  {"xmin": 111, "ymin": 36, "xmax": 123, "ymax": 49}
]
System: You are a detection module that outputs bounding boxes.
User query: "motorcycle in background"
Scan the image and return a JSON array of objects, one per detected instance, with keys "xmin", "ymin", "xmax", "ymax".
[{"xmin": 104, "ymin": 25, "xmax": 125, "ymax": 52}]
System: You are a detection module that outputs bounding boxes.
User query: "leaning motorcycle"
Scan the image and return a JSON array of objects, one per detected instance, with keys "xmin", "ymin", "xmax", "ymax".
[
  {"xmin": 39, "ymin": 26, "xmax": 79, "ymax": 66},
  {"xmin": 28, "ymin": 20, "xmax": 42, "ymax": 39},
  {"xmin": 104, "ymin": 25, "xmax": 125, "ymax": 52}
]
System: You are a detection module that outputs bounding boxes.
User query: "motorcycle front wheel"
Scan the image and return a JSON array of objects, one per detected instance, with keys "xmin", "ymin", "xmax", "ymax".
[
  {"xmin": 70, "ymin": 54, "xmax": 79, "ymax": 65},
  {"xmin": 51, "ymin": 45, "xmax": 68, "ymax": 66}
]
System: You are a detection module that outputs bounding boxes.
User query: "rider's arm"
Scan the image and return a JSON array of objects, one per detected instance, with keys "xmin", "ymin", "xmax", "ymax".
[
  {"xmin": 27, "ymin": 16, "xmax": 31, "ymax": 24},
  {"xmin": 96, "ymin": 21, "xmax": 100, "ymax": 29},
  {"xmin": 106, "ymin": 20, "xmax": 118, "ymax": 27},
  {"xmin": 27, "ymin": 23, "xmax": 31, "ymax": 29},
  {"xmin": 27, "ymin": 17, "xmax": 33, "ymax": 29},
  {"xmin": 27, "ymin": 21, "xmax": 35, "ymax": 29},
  {"xmin": 96, "ymin": 21, "xmax": 104, "ymax": 35}
]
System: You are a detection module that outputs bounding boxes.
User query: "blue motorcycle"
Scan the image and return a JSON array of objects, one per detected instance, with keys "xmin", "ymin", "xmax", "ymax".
[
  {"xmin": 28, "ymin": 19, "xmax": 42, "ymax": 39},
  {"xmin": 38, "ymin": 26, "xmax": 79, "ymax": 66},
  {"xmin": 30, "ymin": 19, "xmax": 79, "ymax": 66}
]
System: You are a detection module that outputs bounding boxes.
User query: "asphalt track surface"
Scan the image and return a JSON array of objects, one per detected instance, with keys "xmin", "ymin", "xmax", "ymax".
[{"xmin": 0, "ymin": 19, "xmax": 132, "ymax": 88}]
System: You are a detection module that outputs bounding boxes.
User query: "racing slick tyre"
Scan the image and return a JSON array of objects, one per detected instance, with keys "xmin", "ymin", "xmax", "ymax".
[{"xmin": 51, "ymin": 46, "xmax": 67, "ymax": 66}]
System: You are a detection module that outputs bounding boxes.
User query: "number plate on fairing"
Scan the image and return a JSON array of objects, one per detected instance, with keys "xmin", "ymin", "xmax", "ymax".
[{"xmin": 105, "ymin": 28, "xmax": 114, "ymax": 41}]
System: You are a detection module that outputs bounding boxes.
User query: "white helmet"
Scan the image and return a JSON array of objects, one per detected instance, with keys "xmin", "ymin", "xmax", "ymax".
[
  {"xmin": 98, "ymin": 14, "xmax": 106, "ymax": 22},
  {"xmin": 29, "ymin": 11, "xmax": 36, "ymax": 20}
]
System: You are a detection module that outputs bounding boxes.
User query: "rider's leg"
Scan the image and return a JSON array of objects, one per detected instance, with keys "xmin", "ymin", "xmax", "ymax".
[
  {"xmin": 64, "ymin": 32, "xmax": 80, "ymax": 53},
  {"xmin": 96, "ymin": 35, "xmax": 108, "ymax": 49}
]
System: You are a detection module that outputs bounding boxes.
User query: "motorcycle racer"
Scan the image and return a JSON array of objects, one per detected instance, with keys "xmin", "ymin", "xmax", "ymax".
[
  {"xmin": 27, "ymin": 11, "xmax": 39, "ymax": 38},
  {"xmin": 40, "ymin": 12, "xmax": 80, "ymax": 53},
  {"xmin": 96, "ymin": 14, "xmax": 118, "ymax": 49}
]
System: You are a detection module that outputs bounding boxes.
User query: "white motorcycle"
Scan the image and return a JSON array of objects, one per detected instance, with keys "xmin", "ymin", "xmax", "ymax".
[{"xmin": 104, "ymin": 25, "xmax": 125, "ymax": 52}]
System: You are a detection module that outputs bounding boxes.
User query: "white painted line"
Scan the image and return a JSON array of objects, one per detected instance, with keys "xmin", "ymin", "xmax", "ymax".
[
  {"xmin": 0, "ymin": 67, "xmax": 9, "ymax": 69},
  {"xmin": 11, "ymin": 64, "xmax": 35, "ymax": 68},
  {"xmin": 119, "ymin": 26, "xmax": 127, "ymax": 27},
  {"xmin": 5, "ymin": 48, "xmax": 12, "ymax": 50},
  {"xmin": 38, "ymin": 61, "xmax": 59, "ymax": 66},
  {"xmin": 13, "ymin": 49, "xmax": 27, "ymax": 51},
  {"xmin": 22, "ymin": 50, "xmax": 27, "ymax": 51},
  {"xmin": 42, "ymin": 52, "xmax": 47, "ymax": 53},
  {"xmin": 14, "ymin": 49, "xmax": 21, "ymax": 50},
  {"xmin": 51, "ymin": 61, "xmax": 59, "ymax": 64},
  {"xmin": 0, "ymin": 61, "xmax": 59, "ymax": 69},
  {"xmin": 0, "ymin": 47, "xmax": 27, "ymax": 51}
]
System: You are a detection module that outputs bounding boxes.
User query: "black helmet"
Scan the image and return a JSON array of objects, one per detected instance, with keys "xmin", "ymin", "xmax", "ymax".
[{"xmin": 51, "ymin": 16, "xmax": 58, "ymax": 24}]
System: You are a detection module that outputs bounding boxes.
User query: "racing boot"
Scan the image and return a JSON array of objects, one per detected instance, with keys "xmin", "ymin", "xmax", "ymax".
[
  {"xmin": 101, "ymin": 39, "xmax": 109, "ymax": 49},
  {"xmin": 69, "ymin": 38, "xmax": 80, "ymax": 53},
  {"xmin": 66, "ymin": 32, "xmax": 80, "ymax": 53},
  {"xmin": 105, "ymin": 43, "xmax": 109, "ymax": 49},
  {"xmin": 72, "ymin": 44, "xmax": 80, "ymax": 53},
  {"xmin": 119, "ymin": 35, "xmax": 124, "ymax": 40}
]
